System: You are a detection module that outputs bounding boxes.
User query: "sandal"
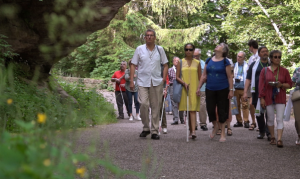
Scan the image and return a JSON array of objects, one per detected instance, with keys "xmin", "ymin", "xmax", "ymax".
[
  {"xmin": 249, "ymin": 123, "xmax": 256, "ymax": 131},
  {"xmin": 277, "ymin": 140, "xmax": 283, "ymax": 148},
  {"xmin": 227, "ymin": 128, "xmax": 232, "ymax": 136},
  {"xmin": 216, "ymin": 129, "xmax": 222, "ymax": 135},
  {"xmin": 270, "ymin": 137, "xmax": 276, "ymax": 145}
]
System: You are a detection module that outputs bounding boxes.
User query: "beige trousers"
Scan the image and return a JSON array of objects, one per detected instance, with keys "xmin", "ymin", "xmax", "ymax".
[
  {"xmin": 234, "ymin": 89, "xmax": 249, "ymax": 123},
  {"xmin": 138, "ymin": 81, "xmax": 163, "ymax": 134},
  {"xmin": 293, "ymin": 100, "xmax": 300, "ymax": 135},
  {"xmin": 198, "ymin": 91, "xmax": 207, "ymax": 126}
]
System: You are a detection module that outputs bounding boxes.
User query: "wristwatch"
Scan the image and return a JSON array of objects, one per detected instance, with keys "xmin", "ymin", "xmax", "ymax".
[{"xmin": 229, "ymin": 89, "xmax": 234, "ymax": 91}]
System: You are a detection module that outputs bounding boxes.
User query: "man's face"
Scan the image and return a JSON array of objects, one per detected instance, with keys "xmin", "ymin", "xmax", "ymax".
[
  {"xmin": 237, "ymin": 52, "xmax": 245, "ymax": 64},
  {"xmin": 120, "ymin": 62, "xmax": 127, "ymax": 71},
  {"xmin": 144, "ymin": 31, "xmax": 156, "ymax": 44},
  {"xmin": 249, "ymin": 46, "xmax": 253, "ymax": 53},
  {"xmin": 173, "ymin": 57, "xmax": 179, "ymax": 66},
  {"xmin": 258, "ymin": 48, "xmax": 269, "ymax": 60},
  {"xmin": 193, "ymin": 50, "xmax": 201, "ymax": 60}
]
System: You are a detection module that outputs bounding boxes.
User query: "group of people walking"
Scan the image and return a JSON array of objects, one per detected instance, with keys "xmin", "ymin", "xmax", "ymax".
[{"xmin": 111, "ymin": 29, "xmax": 300, "ymax": 147}]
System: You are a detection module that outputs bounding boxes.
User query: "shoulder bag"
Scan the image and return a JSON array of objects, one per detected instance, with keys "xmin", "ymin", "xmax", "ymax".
[{"xmin": 173, "ymin": 59, "xmax": 183, "ymax": 103}]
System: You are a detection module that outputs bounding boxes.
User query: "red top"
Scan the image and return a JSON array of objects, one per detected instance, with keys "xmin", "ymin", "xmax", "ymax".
[
  {"xmin": 111, "ymin": 70, "xmax": 126, "ymax": 91},
  {"xmin": 258, "ymin": 66, "xmax": 292, "ymax": 106}
]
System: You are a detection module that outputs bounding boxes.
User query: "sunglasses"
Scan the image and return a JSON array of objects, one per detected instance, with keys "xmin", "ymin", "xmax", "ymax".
[
  {"xmin": 185, "ymin": 49, "xmax": 194, "ymax": 51},
  {"xmin": 272, "ymin": 56, "xmax": 281, "ymax": 59}
]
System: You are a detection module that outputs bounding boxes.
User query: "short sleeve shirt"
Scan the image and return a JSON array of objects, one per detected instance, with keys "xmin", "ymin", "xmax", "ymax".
[
  {"xmin": 111, "ymin": 70, "xmax": 126, "ymax": 91},
  {"xmin": 131, "ymin": 44, "xmax": 168, "ymax": 87},
  {"xmin": 205, "ymin": 57, "xmax": 231, "ymax": 91},
  {"xmin": 248, "ymin": 52, "xmax": 259, "ymax": 67}
]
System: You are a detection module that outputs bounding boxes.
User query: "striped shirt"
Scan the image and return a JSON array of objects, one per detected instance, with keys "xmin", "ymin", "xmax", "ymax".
[{"xmin": 258, "ymin": 66, "xmax": 292, "ymax": 106}]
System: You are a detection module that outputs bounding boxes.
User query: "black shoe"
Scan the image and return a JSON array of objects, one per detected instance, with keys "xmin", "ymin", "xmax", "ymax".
[
  {"xmin": 233, "ymin": 122, "xmax": 243, "ymax": 127},
  {"xmin": 257, "ymin": 133, "xmax": 265, "ymax": 139},
  {"xmin": 267, "ymin": 134, "xmax": 272, "ymax": 141},
  {"xmin": 151, "ymin": 134, "xmax": 160, "ymax": 140},
  {"xmin": 139, "ymin": 131, "xmax": 150, "ymax": 137},
  {"xmin": 244, "ymin": 123, "xmax": 250, "ymax": 128},
  {"xmin": 117, "ymin": 116, "xmax": 124, "ymax": 119},
  {"xmin": 201, "ymin": 125, "xmax": 208, "ymax": 131},
  {"xmin": 180, "ymin": 120, "xmax": 185, "ymax": 124},
  {"xmin": 195, "ymin": 126, "xmax": 198, "ymax": 130},
  {"xmin": 171, "ymin": 121, "xmax": 178, "ymax": 125}
]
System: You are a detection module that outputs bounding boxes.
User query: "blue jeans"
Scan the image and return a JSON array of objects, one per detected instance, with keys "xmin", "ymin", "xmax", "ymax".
[{"xmin": 126, "ymin": 90, "xmax": 140, "ymax": 114}]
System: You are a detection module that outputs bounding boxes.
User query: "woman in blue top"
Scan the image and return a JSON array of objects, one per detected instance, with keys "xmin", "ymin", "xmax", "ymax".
[{"xmin": 197, "ymin": 43, "xmax": 234, "ymax": 142}]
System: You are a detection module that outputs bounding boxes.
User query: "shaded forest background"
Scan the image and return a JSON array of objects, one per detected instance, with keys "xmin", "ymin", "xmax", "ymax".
[{"xmin": 53, "ymin": 0, "xmax": 300, "ymax": 79}]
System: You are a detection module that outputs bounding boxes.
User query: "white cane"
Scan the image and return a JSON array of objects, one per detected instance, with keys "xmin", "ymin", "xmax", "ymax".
[
  {"xmin": 119, "ymin": 84, "xmax": 127, "ymax": 113},
  {"xmin": 159, "ymin": 91, "xmax": 167, "ymax": 135},
  {"xmin": 186, "ymin": 86, "xmax": 189, "ymax": 142}
]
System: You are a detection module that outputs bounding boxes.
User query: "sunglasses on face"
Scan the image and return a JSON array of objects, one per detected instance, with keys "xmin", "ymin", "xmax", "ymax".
[
  {"xmin": 185, "ymin": 49, "xmax": 194, "ymax": 51},
  {"xmin": 145, "ymin": 35, "xmax": 154, "ymax": 37},
  {"xmin": 272, "ymin": 56, "xmax": 281, "ymax": 59}
]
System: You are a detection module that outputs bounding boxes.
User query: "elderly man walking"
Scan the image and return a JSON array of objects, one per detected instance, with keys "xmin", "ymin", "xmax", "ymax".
[
  {"xmin": 168, "ymin": 57, "xmax": 184, "ymax": 125},
  {"xmin": 193, "ymin": 48, "xmax": 208, "ymax": 131},
  {"xmin": 233, "ymin": 52, "xmax": 250, "ymax": 128},
  {"xmin": 111, "ymin": 61, "xmax": 129, "ymax": 119},
  {"xmin": 130, "ymin": 29, "xmax": 169, "ymax": 140}
]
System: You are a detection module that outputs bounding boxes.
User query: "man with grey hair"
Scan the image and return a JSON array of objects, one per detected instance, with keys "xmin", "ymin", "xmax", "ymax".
[
  {"xmin": 233, "ymin": 51, "xmax": 250, "ymax": 128},
  {"xmin": 130, "ymin": 29, "xmax": 169, "ymax": 140},
  {"xmin": 111, "ymin": 61, "xmax": 129, "ymax": 119},
  {"xmin": 169, "ymin": 56, "xmax": 184, "ymax": 125},
  {"xmin": 193, "ymin": 48, "xmax": 208, "ymax": 131}
]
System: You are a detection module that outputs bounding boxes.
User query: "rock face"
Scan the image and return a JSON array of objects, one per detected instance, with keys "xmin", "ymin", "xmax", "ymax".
[{"xmin": 0, "ymin": 0, "xmax": 130, "ymax": 80}]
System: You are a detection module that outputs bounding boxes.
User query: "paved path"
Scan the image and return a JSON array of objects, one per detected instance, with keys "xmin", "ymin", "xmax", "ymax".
[{"xmin": 74, "ymin": 90, "xmax": 300, "ymax": 179}]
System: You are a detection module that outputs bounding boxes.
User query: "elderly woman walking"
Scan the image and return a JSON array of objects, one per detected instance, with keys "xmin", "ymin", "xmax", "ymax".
[
  {"xmin": 197, "ymin": 43, "xmax": 233, "ymax": 142},
  {"xmin": 259, "ymin": 50, "xmax": 292, "ymax": 147}
]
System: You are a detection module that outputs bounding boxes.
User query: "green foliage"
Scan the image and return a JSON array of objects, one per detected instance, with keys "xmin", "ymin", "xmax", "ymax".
[
  {"xmin": 0, "ymin": 34, "xmax": 18, "ymax": 66},
  {"xmin": 0, "ymin": 67, "xmax": 116, "ymax": 132}
]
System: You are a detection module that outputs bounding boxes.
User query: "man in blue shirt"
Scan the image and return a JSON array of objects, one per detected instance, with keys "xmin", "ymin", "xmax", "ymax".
[
  {"xmin": 194, "ymin": 48, "xmax": 208, "ymax": 131},
  {"xmin": 233, "ymin": 52, "xmax": 250, "ymax": 128}
]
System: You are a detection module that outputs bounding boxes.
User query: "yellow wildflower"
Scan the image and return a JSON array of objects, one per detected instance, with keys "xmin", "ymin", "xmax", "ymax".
[
  {"xmin": 76, "ymin": 167, "xmax": 86, "ymax": 178},
  {"xmin": 43, "ymin": 159, "xmax": 51, "ymax": 166},
  {"xmin": 7, "ymin": 99, "xmax": 13, "ymax": 105},
  {"xmin": 37, "ymin": 113, "xmax": 47, "ymax": 124}
]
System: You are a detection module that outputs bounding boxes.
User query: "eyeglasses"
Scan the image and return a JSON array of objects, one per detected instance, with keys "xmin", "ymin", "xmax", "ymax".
[
  {"xmin": 272, "ymin": 56, "xmax": 281, "ymax": 59},
  {"xmin": 145, "ymin": 35, "xmax": 154, "ymax": 37},
  {"xmin": 185, "ymin": 49, "xmax": 194, "ymax": 51}
]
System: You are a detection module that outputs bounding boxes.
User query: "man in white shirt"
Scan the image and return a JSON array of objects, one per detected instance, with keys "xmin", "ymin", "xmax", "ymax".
[
  {"xmin": 130, "ymin": 29, "xmax": 169, "ymax": 140},
  {"xmin": 247, "ymin": 40, "xmax": 259, "ymax": 130}
]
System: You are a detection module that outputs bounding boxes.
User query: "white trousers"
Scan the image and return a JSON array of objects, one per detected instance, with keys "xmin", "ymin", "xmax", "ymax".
[{"xmin": 266, "ymin": 104, "xmax": 285, "ymax": 129}]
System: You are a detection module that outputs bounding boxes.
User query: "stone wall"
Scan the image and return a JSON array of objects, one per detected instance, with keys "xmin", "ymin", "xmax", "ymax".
[{"xmin": 58, "ymin": 76, "xmax": 114, "ymax": 89}]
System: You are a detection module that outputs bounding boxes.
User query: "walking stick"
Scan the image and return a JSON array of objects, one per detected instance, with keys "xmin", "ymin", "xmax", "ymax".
[
  {"xmin": 186, "ymin": 87, "xmax": 189, "ymax": 142},
  {"xmin": 159, "ymin": 90, "xmax": 167, "ymax": 135},
  {"xmin": 119, "ymin": 84, "xmax": 127, "ymax": 113}
]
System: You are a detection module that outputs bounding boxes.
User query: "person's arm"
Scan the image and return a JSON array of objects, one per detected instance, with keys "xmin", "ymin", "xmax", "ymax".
[
  {"xmin": 226, "ymin": 65, "xmax": 234, "ymax": 99},
  {"xmin": 111, "ymin": 72, "xmax": 119, "ymax": 83},
  {"xmin": 197, "ymin": 64, "xmax": 207, "ymax": 96},
  {"xmin": 198, "ymin": 61, "xmax": 202, "ymax": 81},
  {"xmin": 130, "ymin": 65, "xmax": 136, "ymax": 91},
  {"xmin": 163, "ymin": 63, "xmax": 168, "ymax": 83},
  {"xmin": 258, "ymin": 68, "xmax": 266, "ymax": 109},
  {"xmin": 125, "ymin": 70, "xmax": 130, "ymax": 81},
  {"xmin": 276, "ymin": 68, "xmax": 292, "ymax": 89},
  {"xmin": 243, "ymin": 63, "xmax": 254, "ymax": 100}
]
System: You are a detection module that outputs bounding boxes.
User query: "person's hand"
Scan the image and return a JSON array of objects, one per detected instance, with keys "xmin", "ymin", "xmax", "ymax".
[
  {"xmin": 260, "ymin": 98, "xmax": 266, "ymax": 109},
  {"xmin": 116, "ymin": 78, "xmax": 120, "ymax": 84},
  {"xmin": 130, "ymin": 81, "xmax": 134, "ymax": 91},
  {"xmin": 243, "ymin": 92, "xmax": 248, "ymax": 101},
  {"xmin": 134, "ymin": 74, "xmax": 137, "ymax": 78},
  {"xmin": 120, "ymin": 84, "xmax": 125, "ymax": 88},
  {"xmin": 163, "ymin": 88, "xmax": 167, "ymax": 98},
  {"xmin": 276, "ymin": 81, "xmax": 282, "ymax": 88},
  {"xmin": 228, "ymin": 90, "xmax": 234, "ymax": 99},
  {"xmin": 184, "ymin": 83, "xmax": 189, "ymax": 91},
  {"xmin": 196, "ymin": 88, "xmax": 201, "ymax": 96}
]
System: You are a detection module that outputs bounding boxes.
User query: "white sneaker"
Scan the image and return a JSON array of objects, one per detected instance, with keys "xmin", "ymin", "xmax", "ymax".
[
  {"xmin": 163, "ymin": 128, "xmax": 167, "ymax": 134},
  {"xmin": 136, "ymin": 114, "xmax": 142, "ymax": 121},
  {"xmin": 129, "ymin": 116, "xmax": 133, "ymax": 121}
]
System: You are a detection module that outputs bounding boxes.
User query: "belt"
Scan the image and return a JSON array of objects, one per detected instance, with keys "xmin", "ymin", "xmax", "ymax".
[{"xmin": 235, "ymin": 88, "xmax": 244, "ymax": 90}]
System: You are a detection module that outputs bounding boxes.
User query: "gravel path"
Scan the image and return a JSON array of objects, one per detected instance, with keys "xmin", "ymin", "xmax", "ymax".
[{"xmin": 74, "ymin": 90, "xmax": 300, "ymax": 179}]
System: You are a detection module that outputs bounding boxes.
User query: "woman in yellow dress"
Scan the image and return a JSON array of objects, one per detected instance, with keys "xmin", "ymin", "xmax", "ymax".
[{"xmin": 176, "ymin": 43, "xmax": 201, "ymax": 139}]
